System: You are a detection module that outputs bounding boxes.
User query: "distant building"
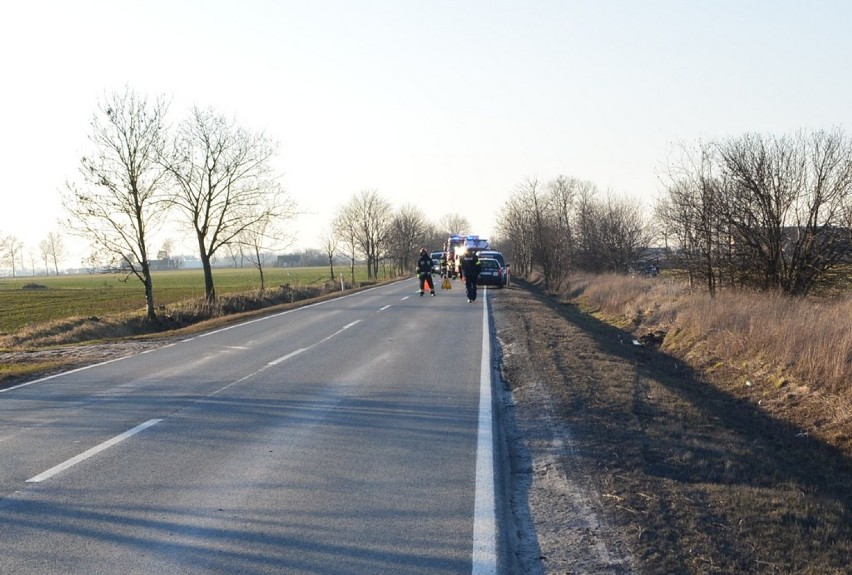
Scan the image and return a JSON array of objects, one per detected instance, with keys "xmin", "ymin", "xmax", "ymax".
[
  {"xmin": 277, "ymin": 254, "xmax": 301, "ymax": 268},
  {"xmin": 146, "ymin": 256, "xmax": 203, "ymax": 270},
  {"xmin": 148, "ymin": 257, "xmax": 182, "ymax": 271},
  {"xmin": 178, "ymin": 256, "xmax": 203, "ymax": 269}
]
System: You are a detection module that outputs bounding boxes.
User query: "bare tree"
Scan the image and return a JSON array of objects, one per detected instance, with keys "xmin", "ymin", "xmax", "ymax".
[
  {"xmin": 318, "ymin": 227, "xmax": 338, "ymax": 281},
  {"xmin": 39, "ymin": 239, "xmax": 50, "ymax": 275},
  {"xmin": 387, "ymin": 204, "xmax": 430, "ymax": 275},
  {"xmin": 157, "ymin": 238, "xmax": 175, "ymax": 260},
  {"xmin": 518, "ymin": 178, "xmax": 560, "ymax": 288},
  {"xmin": 496, "ymin": 176, "xmax": 582, "ymax": 290},
  {"xmin": 533, "ymin": 176, "xmax": 578, "ymax": 291},
  {"xmin": 27, "ymin": 247, "xmax": 38, "ymax": 277},
  {"xmin": 843, "ymin": 199, "xmax": 852, "ymax": 243},
  {"xmin": 333, "ymin": 205, "xmax": 358, "ymax": 286},
  {"xmin": 239, "ymin": 217, "xmax": 291, "ymax": 292},
  {"xmin": 222, "ymin": 242, "xmax": 244, "ymax": 268},
  {"xmin": 707, "ymin": 129, "xmax": 852, "ymax": 294},
  {"xmin": 661, "ymin": 134, "xmax": 846, "ymax": 294},
  {"xmin": 497, "ymin": 189, "xmax": 536, "ymax": 278},
  {"xmin": 438, "ymin": 213, "xmax": 470, "ymax": 236},
  {"xmin": 658, "ymin": 141, "xmax": 732, "ymax": 295},
  {"xmin": 62, "ymin": 88, "xmax": 170, "ymax": 321},
  {"xmin": 335, "ymin": 190, "xmax": 393, "ymax": 280},
  {"xmin": 500, "ymin": 174, "xmax": 653, "ymax": 281},
  {"xmin": 81, "ymin": 245, "xmax": 110, "ymax": 274},
  {"xmin": 574, "ymin": 187, "xmax": 652, "ymax": 274},
  {"xmin": 39, "ymin": 231, "xmax": 67, "ymax": 276},
  {"xmin": 715, "ymin": 132, "xmax": 802, "ymax": 291},
  {"xmin": 1, "ymin": 234, "xmax": 24, "ymax": 277},
  {"xmin": 163, "ymin": 106, "xmax": 294, "ymax": 302}
]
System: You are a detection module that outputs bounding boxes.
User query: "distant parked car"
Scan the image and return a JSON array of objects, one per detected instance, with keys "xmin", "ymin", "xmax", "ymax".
[
  {"xmin": 477, "ymin": 250, "xmax": 508, "ymax": 285},
  {"xmin": 430, "ymin": 252, "xmax": 443, "ymax": 274},
  {"xmin": 476, "ymin": 257, "xmax": 505, "ymax": 288}
]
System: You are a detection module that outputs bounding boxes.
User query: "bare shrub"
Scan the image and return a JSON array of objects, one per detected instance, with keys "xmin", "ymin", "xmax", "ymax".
[{"xmin": 7, "ymin": 315, "xmax": 142, "ymax": 347}]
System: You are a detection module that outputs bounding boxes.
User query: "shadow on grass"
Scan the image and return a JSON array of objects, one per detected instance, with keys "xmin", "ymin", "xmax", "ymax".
[{"xmin": 509, "ymin": 278, "xmax": 852, "ymax": 573}]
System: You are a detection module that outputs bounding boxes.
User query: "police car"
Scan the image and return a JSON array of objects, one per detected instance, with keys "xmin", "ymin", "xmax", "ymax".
[{"xmin": 476, "ymin": 257, "xmax": 505, "ymax": 288}]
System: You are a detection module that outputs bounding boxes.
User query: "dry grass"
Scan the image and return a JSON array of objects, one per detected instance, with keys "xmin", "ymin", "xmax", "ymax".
[
  {"xmin": 668, "ymin": 292, "xmax": 852, "ymax": 395},
  {"xmin": 563, "ymin": 271, "xmax": 852, "ymax": 453},
  {"xmin": 569, "ymin": 272, "xmax": 851, "ymax": 395},
  {"xmin": 501, "ymin": 277, "xmax": 852, "ymax": 572}
]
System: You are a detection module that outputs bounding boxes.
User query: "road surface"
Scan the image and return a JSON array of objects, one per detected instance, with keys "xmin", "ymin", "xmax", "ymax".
[{"xmin": 0, "ymin": 280, "xmax": 504, "ymax": 574}]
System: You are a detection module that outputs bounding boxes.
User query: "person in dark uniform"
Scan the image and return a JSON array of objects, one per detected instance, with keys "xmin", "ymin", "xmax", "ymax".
[
  {"xmin": 416, "ymin": 247, "xmax": 435, "ymax": 296},
  {"xmin": 459, "ymin": 249, "xmax": 481, "ymax": 302}
]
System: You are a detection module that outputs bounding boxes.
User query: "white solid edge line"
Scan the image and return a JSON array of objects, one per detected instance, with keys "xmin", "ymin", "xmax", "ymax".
[
  {"xmin": 0, "ymin": 355, "xmax": 130, "ymax": 394},
  {"xmin": 471, "ymin": 289, "xmax": 497, "ymax": 574},
  {"xmin": 26, "ymin": 419, "xmax": 163, "ymax": 483}
]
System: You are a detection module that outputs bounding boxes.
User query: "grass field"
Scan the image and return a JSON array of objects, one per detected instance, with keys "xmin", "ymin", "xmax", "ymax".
[{"xmin": 0, "ymin": 266, "xmax": 377, "ymax": 335}]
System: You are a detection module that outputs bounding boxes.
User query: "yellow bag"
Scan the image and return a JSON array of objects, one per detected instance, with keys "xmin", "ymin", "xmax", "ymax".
[{"xmin": 441, "ymin": 276, "xmax": 452, "ymax": 290}]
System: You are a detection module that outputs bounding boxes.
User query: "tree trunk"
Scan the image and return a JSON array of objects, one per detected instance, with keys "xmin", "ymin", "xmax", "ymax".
[
  {"xmin": 199, "ymin": 236, "xmax": 216, "ymax": 302},
  {"xmin": 142, "ymin": 265, "xmax": 157, "ymax": 322}
]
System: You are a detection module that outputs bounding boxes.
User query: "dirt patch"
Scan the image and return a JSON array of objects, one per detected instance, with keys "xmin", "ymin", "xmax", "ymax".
[
  {"xmin": 493, "ymin": 280, "xmax": 852, "ymax": 574},
  {"xmin": 0, "ymin": 341, "xmax": 167, "ymax": 389}
]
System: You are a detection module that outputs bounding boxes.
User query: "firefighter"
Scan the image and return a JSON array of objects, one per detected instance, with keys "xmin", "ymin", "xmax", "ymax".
[{"xmin": 416, "ymin": 247, "xmax": 436, "ymax": 296}]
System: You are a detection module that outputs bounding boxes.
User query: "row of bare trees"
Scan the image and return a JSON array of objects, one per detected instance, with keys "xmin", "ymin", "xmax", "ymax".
[
  {"xmin": 0, "ymin": 231, "xmax": 67, "ymax": 277},
  {"xmin": 328, "ymin": 189, "xmax": 470, "ymax": 285},
  {"xmin": 658, "ymin": 129, "xmax": 852, "ymax": 296},
  {"xmin": 497, "ymin": 129, "xmax": 852, "ymax": 297},
  {"xmin": 61, "ymin": 87, "xmax": 296, "ymax": 321},
  {"xmin": 497, "ymin": 177, "xmax": 654, "ymax": 291},
  {"xmin": 0, "ymin": 233, "xmax": 24, "ymax": 277}
]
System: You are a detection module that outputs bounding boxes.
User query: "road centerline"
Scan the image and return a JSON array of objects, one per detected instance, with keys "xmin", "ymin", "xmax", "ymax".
[
  {"xmin": 269, "ymin": 347, "xmax": 308, "ymax": 366},
  {"xmin": 269, "ymin": 319, "xmax": 363, "ymax": 366},
  {"xmin": 26, "ymin": 419, "xmax": 163, "ymax": 483}
]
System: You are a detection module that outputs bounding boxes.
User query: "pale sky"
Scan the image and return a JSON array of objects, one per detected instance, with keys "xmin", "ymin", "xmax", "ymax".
[{"xmin": 1, "ymin": 0, "xmax": 850, "ymax": 266}]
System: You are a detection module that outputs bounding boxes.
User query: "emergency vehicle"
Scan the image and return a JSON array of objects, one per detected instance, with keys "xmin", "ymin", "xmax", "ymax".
[{"xmin": 444, "ymin": 234, "xmax": 489, "ymax": 277}]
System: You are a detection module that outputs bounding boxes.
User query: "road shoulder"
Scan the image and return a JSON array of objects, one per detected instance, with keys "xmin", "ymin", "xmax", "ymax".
[{"xmin": 491, "ymin": 284, "xmax": 635, "ymax": 573}]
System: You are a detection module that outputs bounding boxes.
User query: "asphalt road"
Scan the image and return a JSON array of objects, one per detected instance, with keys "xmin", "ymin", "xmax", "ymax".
[{"xmin": 0, "ymin": 280, "xmax": 502, "ymax": 574}]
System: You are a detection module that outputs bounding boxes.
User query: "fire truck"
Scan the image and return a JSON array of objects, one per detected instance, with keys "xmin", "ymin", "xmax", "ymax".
[{"xmin": 444, "ymin": 234, "xmax": 489, "ymax": 277}]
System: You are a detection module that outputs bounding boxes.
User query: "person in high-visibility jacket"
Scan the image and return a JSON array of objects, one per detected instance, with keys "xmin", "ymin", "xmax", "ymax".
[
  {"xmin": 416, "ymin": 247, "xmax": 436, "ymax": 296},
  {"xmin": 459, "ymin": 249, "xmax": 481, "ymax": 302}
]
